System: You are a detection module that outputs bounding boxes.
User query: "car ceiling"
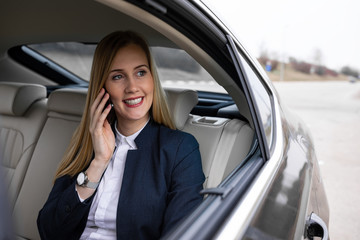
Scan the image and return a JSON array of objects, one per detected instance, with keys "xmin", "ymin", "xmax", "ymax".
[
  {"xmin": 0, "ymin": 0, "xmax": 176, "ymax": 54},
  {"xmin": 0, "ymin": 0, "xmax": 234, "ymax": 88}
]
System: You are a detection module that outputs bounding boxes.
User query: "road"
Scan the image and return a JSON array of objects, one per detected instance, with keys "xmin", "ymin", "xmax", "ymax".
[{"xmin": 273, "ymin": 81, "xmax": 360, "ymax": 240}]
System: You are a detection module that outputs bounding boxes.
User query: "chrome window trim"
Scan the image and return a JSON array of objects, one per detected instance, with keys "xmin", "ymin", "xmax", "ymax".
[{"xmin": 214, "ymin": 92, "xmax": 284, "ymax": 239}]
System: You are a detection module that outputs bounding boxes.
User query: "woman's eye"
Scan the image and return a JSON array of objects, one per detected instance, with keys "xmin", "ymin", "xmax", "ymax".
[
  {"xmin": 136, "ymin": 70, "xmax": 146, "ymax": 77},
  {"xmin": 112, "ymin": 74, "xmax": 123, "ymax": 80}
]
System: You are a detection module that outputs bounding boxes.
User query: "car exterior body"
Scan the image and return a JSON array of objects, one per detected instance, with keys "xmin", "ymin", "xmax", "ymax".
[{"xmin": 0, "ymin": 0, "xmax": 329, "ymax": 239}]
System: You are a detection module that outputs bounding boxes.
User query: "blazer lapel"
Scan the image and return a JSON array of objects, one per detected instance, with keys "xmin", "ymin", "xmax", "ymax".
[{"xmin": 116, "ymin": 120, "xmax": 159, "ymax": 223}]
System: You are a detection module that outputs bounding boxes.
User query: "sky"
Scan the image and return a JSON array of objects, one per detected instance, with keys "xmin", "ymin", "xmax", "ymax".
[{"xmin": 204, "ymin": 0, "xmax": 360, "ymax": 71}]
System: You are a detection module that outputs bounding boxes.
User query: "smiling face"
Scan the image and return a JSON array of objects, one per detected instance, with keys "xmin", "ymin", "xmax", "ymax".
[{"xmin": 105, "ymin": 43, "xmax": 154, "ymax": 134}]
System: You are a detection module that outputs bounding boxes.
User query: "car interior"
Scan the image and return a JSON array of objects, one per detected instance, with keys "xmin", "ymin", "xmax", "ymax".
[{"xmin": 0, "ymin": 0, "xmax": 256, "ymax": 239}]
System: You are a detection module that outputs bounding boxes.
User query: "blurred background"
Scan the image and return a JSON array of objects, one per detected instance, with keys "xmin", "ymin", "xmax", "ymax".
[
  {"xmin": 205, "ymin": 0, "xmax": 360, "ymax": 239},
  {"xmin": 205, "ymin": 0, "xmax": 360, "ymax": 81}
]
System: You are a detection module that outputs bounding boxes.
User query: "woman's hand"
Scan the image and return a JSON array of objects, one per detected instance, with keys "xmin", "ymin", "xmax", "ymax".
[
  {"xmin": 77, "ymin": 89, "xmax": 115, "ymax": 199},
  {"xmin": 88, "ymin": 88, "xmax": 115, "ymax": 169}
]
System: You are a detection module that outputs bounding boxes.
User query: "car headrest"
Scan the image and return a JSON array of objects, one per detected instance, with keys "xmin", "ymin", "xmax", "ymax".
[
  {"xmin": 48, "ymin": 88, "xmax": 88, "ymax": 116},
  {"xmin": 0, "ymin": 82, "xmax": 46, "ymax": 116},
  {"xmin": 165, "ymin": 88, "xmax": 198, "ymax": 130},
  {"xmin": 48, "ymin": 88, "xmax": 197, "ymax": 126}
]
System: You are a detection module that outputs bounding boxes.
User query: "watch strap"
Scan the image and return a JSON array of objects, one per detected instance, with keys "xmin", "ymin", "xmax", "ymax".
[
  {"xmin": 85, "ymin": 180, "xmax": 99, "ymax": 189},
  {"xmin": 78, "ymin": 171, "xmax": 99, "ymax": 189}
]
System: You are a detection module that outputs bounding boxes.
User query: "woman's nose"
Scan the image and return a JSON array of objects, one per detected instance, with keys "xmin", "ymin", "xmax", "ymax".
[{"xmin": 125, "ymin": 76, "xmax": 139, "ymax": 93}]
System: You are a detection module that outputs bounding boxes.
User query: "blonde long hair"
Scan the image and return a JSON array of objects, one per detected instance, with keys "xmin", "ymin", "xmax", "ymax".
[{"xmin": 54, "ymin": 31, "xmax": 175, "ymax": 180}]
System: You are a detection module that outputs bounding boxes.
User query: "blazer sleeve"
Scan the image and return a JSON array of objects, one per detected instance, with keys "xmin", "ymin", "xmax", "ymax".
[
  {"xmin": 161, "ymin": 132, "xmax": 205, "ymax": 235},
  {"xmin": 37, "ymin": 175, "xmax": 94, "ymax": 240}
]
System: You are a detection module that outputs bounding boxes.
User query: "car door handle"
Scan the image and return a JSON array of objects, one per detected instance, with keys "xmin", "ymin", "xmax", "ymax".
[{"xmin": 305, "ymin": 213, "xmax": 329, "ymax": 240}]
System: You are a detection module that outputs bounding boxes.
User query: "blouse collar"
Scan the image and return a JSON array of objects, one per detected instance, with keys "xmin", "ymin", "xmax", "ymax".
[{"xmin": 114, "ymin": 118, "xmax": 150, "ymax": 149}]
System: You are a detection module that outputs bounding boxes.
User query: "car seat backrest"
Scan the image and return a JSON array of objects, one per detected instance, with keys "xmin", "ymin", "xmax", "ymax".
[
  {"xmin": 182, "ymin": 115, "xmax": 229, "ymax": 187},
  {"xmin": 12, "ymin": 88, "xmax": 87, "ymax": 240},
  {"xmin": 184, "ymin": 115, "xmax": 254, "ymax": 188},
  {"xmin": 165, "ymin": 88, "xmax": 254, "ymax": 188},
  {"xmin": 205, "ymin": 118, "xmax": 254, "ymax": 187},
  {"xmin": 0, "ymin": 82, "xmax": 47, "ymax": 210}
]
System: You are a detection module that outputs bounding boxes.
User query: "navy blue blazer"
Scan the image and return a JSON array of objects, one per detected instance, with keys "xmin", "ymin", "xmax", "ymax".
[{"xmin": 37, "ymin": 120, "xmax": 205, "ymax": 240}]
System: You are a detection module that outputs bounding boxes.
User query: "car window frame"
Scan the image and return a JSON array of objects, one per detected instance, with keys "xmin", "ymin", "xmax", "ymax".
[
  {"xmin": 8, "ymin": 45, "xmax": 88, "ymax": 86},
  {"xmin": 226, "ymin": 35, "xmax": 276, "ymax": 160}
]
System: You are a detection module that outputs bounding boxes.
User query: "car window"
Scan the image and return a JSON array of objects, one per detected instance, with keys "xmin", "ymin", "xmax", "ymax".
[
  {"xmin": 29, "ymin": 43, "xmax": 224, "ymax": 92},
  {"xmin": 151, "ymin": 47, "xmax": 224, "ymax": 92},
  {"xmin": 29, "ymin": 42, "xmax": 96, "ymax": 81}
]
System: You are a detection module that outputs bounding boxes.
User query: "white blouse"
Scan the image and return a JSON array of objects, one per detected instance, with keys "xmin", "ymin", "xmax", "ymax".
[{"xmin": 79, "ymin": 121, "xmax": 148, "ymax": 240}]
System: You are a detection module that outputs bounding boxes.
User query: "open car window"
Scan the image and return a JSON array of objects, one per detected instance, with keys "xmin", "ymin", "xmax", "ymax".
[{"xmin": 28, "ymin": 43, "xmax": 225, "ymax": 93}]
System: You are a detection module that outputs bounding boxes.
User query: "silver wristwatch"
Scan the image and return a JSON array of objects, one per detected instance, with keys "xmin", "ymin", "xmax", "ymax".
[{"xmin": 76, "ymin": 172, "xmax": 99, "ymax": 189}]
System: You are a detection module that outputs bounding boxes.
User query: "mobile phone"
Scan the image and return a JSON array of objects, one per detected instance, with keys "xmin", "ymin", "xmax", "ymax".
[
  {"xmin": 103, "ymin": 88, "xmax": 115, "ymax": 124},
  {"xmin": 103, "ymin": 88, "xmax": 112, "ymax": 112}
]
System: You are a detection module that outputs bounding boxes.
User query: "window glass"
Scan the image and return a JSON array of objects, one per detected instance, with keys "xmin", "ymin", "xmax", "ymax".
[
  {"xmin": 29, "ymin": 43, "xmax": 224, "ymax": 92},
  {"xmin": 29, "ymin": 42, "xmax": 96, "ymax": 81},
  {"xmin": 238, "ymin": 50, "xmax": 273, "ymax": 149},
  {"xmin": 151, "ymin": 47, "xmax": 223, "ymax": 92}
]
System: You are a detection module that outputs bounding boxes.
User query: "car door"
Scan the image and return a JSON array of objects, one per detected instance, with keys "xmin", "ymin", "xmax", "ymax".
[{"xmin": 224, "ymin": 25, "xmax": 329, "ymax": 240}]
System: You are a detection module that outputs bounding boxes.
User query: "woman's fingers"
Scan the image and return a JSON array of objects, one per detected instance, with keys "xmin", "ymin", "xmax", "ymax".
[
  {"xmin": 89, "ymin": 89, "xmax": 115, "ymax": 163},
  {"xmin": 89, "ymin": 88, "xmax": 111, "ymax": 132},
  {"xmin": 90, "ymin": 88, "xmax": 105, "ymax": 117}
]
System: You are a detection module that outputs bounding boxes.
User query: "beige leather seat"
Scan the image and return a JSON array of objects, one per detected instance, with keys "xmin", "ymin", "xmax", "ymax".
[
  {"xmin": 166, "ymin": 88, "xmax": 254, "ymax": 188},
  {"xmin": 12, "ymin": 88, "xmax": 87, "ymax": 240},
  {"xmin": 11, "ymin": 87, "xmax": 253, "ymax": 239},
  {"xmin": 184, "ymin": 115, "xmax": 254, "ymax": 188},
  {"xmin": 166, "ymin": 88, "xmax": 199, "ymax": 130},
  {"xmin": 12, "ymin": 88, "xmax": 195, "ymax": 239},
  {"xmin": 0, "ymin": 82, "xmax": 47, "ymax": 210}
]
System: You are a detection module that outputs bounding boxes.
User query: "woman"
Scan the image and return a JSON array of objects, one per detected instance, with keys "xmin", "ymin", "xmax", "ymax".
[{"xmin": 37, "ymin": 31, "xmax": 204, "ymax": 240}]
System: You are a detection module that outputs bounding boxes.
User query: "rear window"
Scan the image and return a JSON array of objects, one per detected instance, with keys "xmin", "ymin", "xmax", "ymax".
[
  {"xmin": 29, "ymin": 43, "xmax": 224, "ymax": 92},
  {"xmin": 29, "ymin": 42, "xmax": 96, "ymax": 81}
]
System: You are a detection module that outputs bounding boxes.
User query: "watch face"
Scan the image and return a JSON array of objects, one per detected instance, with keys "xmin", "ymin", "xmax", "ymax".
[{"xmin": 77, "ymin": 172, "xmax": 85, "ymax": 185}]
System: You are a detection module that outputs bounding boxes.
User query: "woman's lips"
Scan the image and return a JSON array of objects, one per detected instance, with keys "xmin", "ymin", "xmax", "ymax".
[{"xmin": 123, "ymin": 97, "xmax": 144, "ymax": 107}]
